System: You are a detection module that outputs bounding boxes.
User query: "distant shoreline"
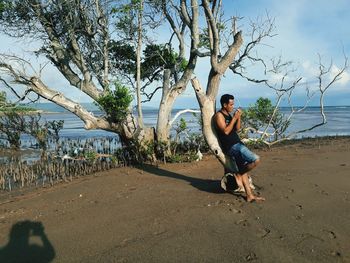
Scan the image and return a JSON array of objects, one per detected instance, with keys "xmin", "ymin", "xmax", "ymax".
[
  {"xmin": 0, "ymin": 109, "xmax": 74, "ymax": 116},
  {"xmin": 0, "ymin": 109, "xmax": 43, "ymax": 116},
  {"xmin": 17, "ymin": 102, "xmax": 350, "ymax": 113}
]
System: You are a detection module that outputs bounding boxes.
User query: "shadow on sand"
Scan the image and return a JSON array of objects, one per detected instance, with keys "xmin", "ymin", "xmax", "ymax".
[
  {"xmin": 137, "ymin": 163, "xmax": 226, "ymax": 194},
  {"xmin": 0, "ymin": 220, "xmax": 55, "ymax": 263}
]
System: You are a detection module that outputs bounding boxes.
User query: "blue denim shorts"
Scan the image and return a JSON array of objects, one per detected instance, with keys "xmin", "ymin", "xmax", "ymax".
[{"xmin": 228, "ymin": 143, "xmax": 259, "ymax": 170}]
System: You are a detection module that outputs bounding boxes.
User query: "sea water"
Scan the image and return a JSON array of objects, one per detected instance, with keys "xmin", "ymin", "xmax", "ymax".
[{"xmin": 2, "ymin": 104, "xmax": 350, "ymax": 147}]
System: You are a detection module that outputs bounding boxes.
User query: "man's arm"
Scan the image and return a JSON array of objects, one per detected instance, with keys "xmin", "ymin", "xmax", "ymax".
[{"xmin": 215, "ymin": 110, "xmax": 241, "ymax": 135}]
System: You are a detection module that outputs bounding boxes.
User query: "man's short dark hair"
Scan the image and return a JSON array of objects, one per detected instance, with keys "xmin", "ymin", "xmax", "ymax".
[{"xmin": 220, "ymin": 94, "xmax": 234, "ymax": 107}]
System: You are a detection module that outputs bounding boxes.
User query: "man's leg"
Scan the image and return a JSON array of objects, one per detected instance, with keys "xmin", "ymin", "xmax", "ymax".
[
  {"xmin": 230, "ymin": 144, "xmax": 263, "ymax": 201},
  {"xmin": 239, "ymin": 157, "xmax": 263, "ymax": 201},
  {"xmin": 240, "ymin": 159, "xmax": 260, "ymax": 174},
  {"xmin": 234, "ymin": 173, "xmax": 255, "ymax": 191},
  {"xmin": 241, "ymin": 173, "xmax": 265, "ymax": 202},
  {"xmin": 233, "ymin": 158, "xmax": 260, "ymax": 192},
  {"xmin": 234, "ymin": 174, "xmax": 244, "ymax": 189}
]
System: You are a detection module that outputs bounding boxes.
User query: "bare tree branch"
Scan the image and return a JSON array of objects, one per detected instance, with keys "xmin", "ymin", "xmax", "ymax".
[
  {"xmin": 141, "ymin": 86, "xmax": 162, "ymax": 103},
  {"xmin": 202, "ymin": 0, "xmax": 220, "ymax": 71},
  {"xmin": 244, "ymin": 53, "xmax": 348, "ymax": 145},
  {"xmin": 169, "ymin": 109, "xmax": 201, "ymax": 127}
]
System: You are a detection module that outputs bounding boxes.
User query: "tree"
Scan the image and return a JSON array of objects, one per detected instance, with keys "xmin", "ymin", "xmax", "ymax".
[
  {"xmin": 114, "ymin": 0, "xmax": 201, "ymax": 151},
  {"xmin": 0, "ymin": 91, "xmax": 6, "ymax": 108},
  {"xmin": 110, "ymin": 0, "xmax": 145, "ymax": 128},
  {"xmin": 242, "ymin": 97, "xmax": 290, "ymax": 142},
  {"xmin": 237, "ymin": 54, "xmax": 348, "ymax": 146},
  {"xmin": 46, "ymin": 119, "xmax": 64, "ymax": 145},
  {"xmin": 0, "ymin": 0, "xmax": 202, "ymax": 159},
  {"xmin": 0, "ymin": 92, "xmax": 37, "ymax": 149},
  {"xmin": 0, "ymin": 111, "xmax": 26, "ymax": 149},
  {"xmin": 190, "ymin": 0, "xmax": 347, "ymax": 172},
  {"xmin": 0, "ymin": 0, "xmax": 140, "ymax": 144},
  {"xmin": 0, "ymin": 0, "xmax": 346, "ymax": 168},
  {"xmin": 190, "ymin": 0, "xmax": 244, "ymax": 172},
  {"xmin": 0, "ymin": 108, "xmax": 65, "ymax": 153}
]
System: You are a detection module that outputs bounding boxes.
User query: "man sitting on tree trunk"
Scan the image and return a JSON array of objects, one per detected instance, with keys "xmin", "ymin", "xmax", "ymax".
[{"xmin": 214, "ymin": 94, "xmax": 265, "ymax": 202}]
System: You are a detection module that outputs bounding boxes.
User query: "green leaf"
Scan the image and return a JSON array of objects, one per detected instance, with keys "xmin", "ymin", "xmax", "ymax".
[{"xmin": 96, "ymin": 82, "xmax": 133, "ymax": 123}]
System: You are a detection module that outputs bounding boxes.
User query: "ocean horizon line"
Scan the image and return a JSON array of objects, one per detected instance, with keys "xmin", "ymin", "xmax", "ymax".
[{"xmin": 22, "ymin": 102, "xmax": 350, "ymax": 113}]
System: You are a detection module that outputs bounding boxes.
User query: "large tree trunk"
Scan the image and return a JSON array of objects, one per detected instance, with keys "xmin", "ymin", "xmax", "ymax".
[
  {"xmin": 191, "ymin": 77, "xmax": 239, "ymax": 173},
  {"xmin": 30, "ymin": 76, "xmax": 156, "ymax": 151},
  {"xmin": 156, "ymin": 98, "xmax": 174, "ymax": 144},
  {"xmin": 156, "ymin": 70, "xmax": 175, "ymax": 144},
  {"xmin": 136, "ymin": 0, "xmax": 144, "ymax": 128},
  {"xmin": 154, "ymin": 1, "xmax": 200, "ymax": 152}
]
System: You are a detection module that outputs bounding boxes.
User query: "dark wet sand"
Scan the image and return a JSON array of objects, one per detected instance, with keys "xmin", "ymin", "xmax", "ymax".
[{"xmin": 0, "ymin": 137, "xmax": 349, "ymax": 262}]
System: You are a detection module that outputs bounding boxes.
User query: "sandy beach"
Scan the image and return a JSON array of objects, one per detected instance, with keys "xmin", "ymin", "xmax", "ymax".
[{"xmin": 0, "ymin": 137, "xmax": 349, "ymax": 262}]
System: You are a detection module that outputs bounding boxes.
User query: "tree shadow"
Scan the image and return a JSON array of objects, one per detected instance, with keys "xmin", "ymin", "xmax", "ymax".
[
  {"xmin": 137, "ymin": 163, "xmax": 226, "ymax": 194},
  {"xmin": 0, "ymin": 220, "xmax": 55, "ymax": 263}
]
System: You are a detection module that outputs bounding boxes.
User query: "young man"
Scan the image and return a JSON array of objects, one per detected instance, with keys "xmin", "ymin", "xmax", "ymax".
[{"xmin": 214, "ymin": 94, "xmax": 265, "ymax": 202}]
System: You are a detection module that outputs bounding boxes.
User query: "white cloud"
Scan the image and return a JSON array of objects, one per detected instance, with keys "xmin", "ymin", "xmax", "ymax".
[
  {"xmin": 330, "ymin": 65, "xmax": 350, "ymax": 86},
  {"xmin": 2, "ymin": 0, "xmax": 350, "ymax": 107},
  {"xmin": 302, "ymin": 60, "xmax": 318, "ymax": 76}
]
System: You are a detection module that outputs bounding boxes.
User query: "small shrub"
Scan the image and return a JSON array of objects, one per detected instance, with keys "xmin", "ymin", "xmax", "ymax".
[
  {"xmin": 242, "ymin": 97, "xmax": 290, "ymax": 141},
  {"xmin": 96, "ymin": 82, "xmax": 133, "ymax": 123}
]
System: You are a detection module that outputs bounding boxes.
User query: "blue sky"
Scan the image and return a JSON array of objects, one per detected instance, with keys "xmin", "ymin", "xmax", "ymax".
[
  {"xmin": 1, "ymin": 0, "xmax": 349, "ymax": 108},
  {"xmin": 177, "ymin": 0, "xmax": 350, "ymax": 108}
]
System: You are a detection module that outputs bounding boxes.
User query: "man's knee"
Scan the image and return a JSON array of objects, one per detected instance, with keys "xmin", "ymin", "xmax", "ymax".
[
  {"xmin": 254, "ymin": 158, "xmax": 260, "ymax": 166},
  {"xmin": 255, "ymin": 158, "xmax": 260, "ymax": 165}
]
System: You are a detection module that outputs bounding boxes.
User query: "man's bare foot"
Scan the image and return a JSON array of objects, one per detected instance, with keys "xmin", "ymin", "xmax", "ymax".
[{"xmin": 247, "ymin": 195, "xmax": 265, "ymax": 203}]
